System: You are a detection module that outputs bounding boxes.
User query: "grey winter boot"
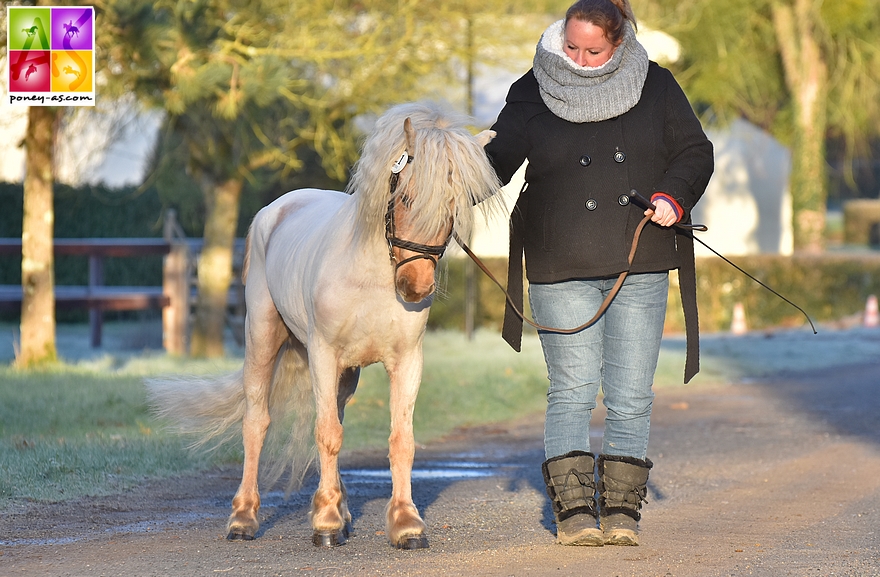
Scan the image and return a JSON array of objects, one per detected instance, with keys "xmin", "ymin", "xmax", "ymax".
[
  {"xmin": 597, "ymin": 454, "xmax": 652, "ymax": 546},
  {"xmin": 541, "ymin": 451, "xmax": 604, "ymax": 546}
]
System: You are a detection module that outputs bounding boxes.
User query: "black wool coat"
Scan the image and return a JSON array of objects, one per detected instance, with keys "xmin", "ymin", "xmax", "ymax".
[
  {"xmin": 485, "ymin": 62, "xmax": 714, "ymax": 382},
  {"xmin": 486, "ymin": 62, "xmax": 714, "ymax": 281}
]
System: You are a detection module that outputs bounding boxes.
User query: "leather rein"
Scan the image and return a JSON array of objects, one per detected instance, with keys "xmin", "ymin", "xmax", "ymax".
[{"xmin": 383, "ymin": 155, "xmax": 699, "ymax": 334}]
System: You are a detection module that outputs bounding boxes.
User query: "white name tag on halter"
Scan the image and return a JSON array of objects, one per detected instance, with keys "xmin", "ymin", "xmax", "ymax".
[{"xmin": 391, "ymin": 152, "xmax": 409, "ymax": 174}]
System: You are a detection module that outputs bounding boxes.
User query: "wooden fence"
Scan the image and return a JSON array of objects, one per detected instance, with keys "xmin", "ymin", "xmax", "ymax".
[{"xmin": 0, "ymin": 211, "xmax": 245, "ymax": 354}]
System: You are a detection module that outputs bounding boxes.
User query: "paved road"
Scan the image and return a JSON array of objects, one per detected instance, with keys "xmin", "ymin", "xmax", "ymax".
[{"xmin": 3, "ymin": 337, "xmax": 879, "ymax": 576}]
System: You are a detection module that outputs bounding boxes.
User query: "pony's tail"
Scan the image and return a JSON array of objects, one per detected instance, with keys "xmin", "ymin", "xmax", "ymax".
[
  {"xmin": 145, "ymin": 338, "xmax": 317, "ymax": 494},
  {"xmin": 146, "ymin": 370, "xmax": 248, "ymax": 450},
  {"xmin": 262, "ymin": 338, "xmax": 317, "ymax": 495}
]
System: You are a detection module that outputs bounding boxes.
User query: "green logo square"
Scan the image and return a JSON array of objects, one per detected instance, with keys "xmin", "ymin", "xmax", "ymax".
[{"xmin": 8, "ymin": 7, "xmax": 52, "ymax": 50}]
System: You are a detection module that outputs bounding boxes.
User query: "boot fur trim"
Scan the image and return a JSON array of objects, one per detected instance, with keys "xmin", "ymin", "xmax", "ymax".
[
  {"xmin": 555, "ymin": 504, "xmax": 596, "ymax": 523},
  {"xmin": 597, "ymin": 454, "xmax": 653, "ymax": 469},
  {"xmin": 601, "ymin": 505, "xmax": 641, "ymax": 522}
]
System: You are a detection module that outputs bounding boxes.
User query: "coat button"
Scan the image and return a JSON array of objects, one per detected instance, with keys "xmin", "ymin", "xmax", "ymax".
[
  {"xmin": 618, "ymin": 194, "xmax": 630, "ymax": 206},
  {"xmin": 585, "ymin": 199, "xmax": 597, "ymax": 211},
  {"xmin": 614, "ymin": 151, "xmax": 626, "ymax": 163},
  {"xmin": 579, "ymin": 155, "xmax": 591, "ymax": 167}
]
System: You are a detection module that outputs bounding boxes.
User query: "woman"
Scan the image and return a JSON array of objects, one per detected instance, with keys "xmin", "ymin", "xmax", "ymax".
[{"xmin": 484, "ymin": 0, "xmax": 714, "ymax": 546}]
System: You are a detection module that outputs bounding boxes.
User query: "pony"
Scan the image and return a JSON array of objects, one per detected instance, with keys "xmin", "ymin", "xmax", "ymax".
[{"xmin": 147, "ymin": 102, "xmax": 502, "ymax": 549}]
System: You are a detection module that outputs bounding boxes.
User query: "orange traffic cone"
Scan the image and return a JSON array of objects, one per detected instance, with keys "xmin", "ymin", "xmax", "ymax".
[
  {"xmin": 731, "ymin": 302, "xmax": 747, "ymax": 335},
  {"xmin": 864, "ymin": 295, "xmax": 879, "ymax": 328}
]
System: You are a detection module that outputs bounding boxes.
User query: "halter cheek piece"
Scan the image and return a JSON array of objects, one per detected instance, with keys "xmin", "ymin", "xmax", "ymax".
[{"xmin": 384, "ymin": 152, "xmax": 451, "ymax": 269}]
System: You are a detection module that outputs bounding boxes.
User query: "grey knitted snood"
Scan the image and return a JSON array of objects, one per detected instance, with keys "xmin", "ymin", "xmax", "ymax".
[{"xmin": 533, "ymin": 19, "xmax": 649, "ymax": 123}]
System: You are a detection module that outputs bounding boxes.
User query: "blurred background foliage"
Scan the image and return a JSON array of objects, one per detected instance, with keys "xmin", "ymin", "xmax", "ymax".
[
  {"xmin": 633, "ymin": 0, "xmax": 880, "ymax": 250},
  {"xmin": 2, "ymin": 0, "xmax": 878, "ymax": 229}
]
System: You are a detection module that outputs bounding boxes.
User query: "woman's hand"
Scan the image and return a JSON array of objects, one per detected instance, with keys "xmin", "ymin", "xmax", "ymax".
[{"xmin": 645, "ymin": 197, "xmax": 678, "ymax": 227}]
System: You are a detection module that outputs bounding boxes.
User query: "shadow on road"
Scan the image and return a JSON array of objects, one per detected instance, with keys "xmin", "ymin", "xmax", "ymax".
[{"xmin": 758, "ymin": 361, "xmax": 880, "ymax": 446}]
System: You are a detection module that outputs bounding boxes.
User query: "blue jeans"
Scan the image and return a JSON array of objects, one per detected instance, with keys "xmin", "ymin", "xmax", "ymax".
[{"xmin": 529, "ymin": 272, "xmax": 669, "ymax": 461}]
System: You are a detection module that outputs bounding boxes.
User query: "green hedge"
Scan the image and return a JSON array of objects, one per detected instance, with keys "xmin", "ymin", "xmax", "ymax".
[
  {"xmin": 0, "ymin": 183, "xmax": 174, "ymax": 322},
  {"xmin": 0, "ymin": 182, "xmax": 258, "ymax": 285},
  {"xmin": 0, "ymin": 182, "xmax": 166, "ymax": 289},
  {"xmin": 429, "ymin": 254, "xmax": 880, "ymax": 333},
  {"xmin": 429, "ymin": 257, "xmax": 523, "ymax": 332}
]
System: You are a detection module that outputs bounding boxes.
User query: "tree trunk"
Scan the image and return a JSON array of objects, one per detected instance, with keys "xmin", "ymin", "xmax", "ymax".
[
  {"xmin": 772, "ymin": 0, "xmax": 828, "ymax": 253},
  {"xmin": 17, "ymin": 107, "xmax": 60, "ymax": 367},
  {"xmin": 190, "ymin": 176, "xmax": 244, "ymax": 358}
]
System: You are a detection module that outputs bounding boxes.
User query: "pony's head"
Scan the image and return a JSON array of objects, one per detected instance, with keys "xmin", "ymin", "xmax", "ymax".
[{"xmin": 346, "ymin": 102, "xmax": 503, "ymax": 303}]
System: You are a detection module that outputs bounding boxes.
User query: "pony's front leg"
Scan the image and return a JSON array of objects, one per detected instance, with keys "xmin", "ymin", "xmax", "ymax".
[
  {"xmin": 227, "ymin": 313, "xmax": 287, "ymax": 540},
  {"xmin": 310, "ymin": 354, "xmax": 353, "ymax": 547},
  {"xmin": 385, "ymin": 350, "xmax": 429, "ymax": 549}
]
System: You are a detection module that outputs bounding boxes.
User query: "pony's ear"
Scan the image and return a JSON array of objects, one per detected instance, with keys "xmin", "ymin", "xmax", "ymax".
[
  {"xmin": 404, "ymin": 117, "xmax": 416, "ymax": 152},
  {"xmin": 475, "ymin": 129, "xmax": 496, "ymax": 147}
]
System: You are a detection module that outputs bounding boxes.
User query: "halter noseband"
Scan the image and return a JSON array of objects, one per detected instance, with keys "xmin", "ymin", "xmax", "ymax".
[{"xmin": 384, "ymin": 151, "xmax": 451, "ymax": 269}]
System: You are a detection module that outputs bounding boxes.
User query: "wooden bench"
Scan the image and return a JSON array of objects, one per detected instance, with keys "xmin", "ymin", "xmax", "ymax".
[{"xmin": 0, "ymin": 238, "xmax": 188, "ymax": 352}]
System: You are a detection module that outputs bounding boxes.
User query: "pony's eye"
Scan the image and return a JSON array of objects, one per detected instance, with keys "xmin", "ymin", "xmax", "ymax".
[{"xmin": 399, "ymin": 193, "xmax": 413, "ymax": 209}]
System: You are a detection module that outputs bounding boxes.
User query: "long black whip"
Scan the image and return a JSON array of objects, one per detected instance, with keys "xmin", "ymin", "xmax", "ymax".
[{"xmin": 627, "ymin": 189, "xmax": 818, "ymax": 334}]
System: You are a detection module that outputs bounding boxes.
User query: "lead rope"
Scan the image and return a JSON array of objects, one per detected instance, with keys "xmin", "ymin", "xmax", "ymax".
[
  {"xmin": 454, "ymin": 189, "xmax": 817, "ymax": 335},
  {"xmin": 453, "ymin": 213, "xmax": 651, "ymax": 334}
]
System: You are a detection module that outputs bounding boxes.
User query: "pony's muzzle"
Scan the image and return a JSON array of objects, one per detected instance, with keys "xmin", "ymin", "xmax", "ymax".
[{"xmin": 395, "ymin": 273, "xmax": 436, "ymax": 303}]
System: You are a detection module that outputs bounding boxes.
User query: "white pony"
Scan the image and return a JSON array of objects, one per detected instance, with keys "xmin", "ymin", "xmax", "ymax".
[{"xmin": 148, "ymin": 102, "xmax": 502, "ymax": 549}]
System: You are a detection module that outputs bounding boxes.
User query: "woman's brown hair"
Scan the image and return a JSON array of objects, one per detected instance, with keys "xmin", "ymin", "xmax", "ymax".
[{"xmin": 564, "ymin": 0, "xmax": 637, "ymax": 46}]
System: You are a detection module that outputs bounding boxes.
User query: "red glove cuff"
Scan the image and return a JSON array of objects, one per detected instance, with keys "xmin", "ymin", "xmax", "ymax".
[{"xmin": 651, "ymin": 192, "xmax": 683, "ymax": 222}]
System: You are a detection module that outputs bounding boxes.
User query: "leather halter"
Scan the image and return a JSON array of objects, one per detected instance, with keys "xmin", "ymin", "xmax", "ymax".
[{"xmin": 384, "ymin": 153, "xmax": 452, "ymax": 269}]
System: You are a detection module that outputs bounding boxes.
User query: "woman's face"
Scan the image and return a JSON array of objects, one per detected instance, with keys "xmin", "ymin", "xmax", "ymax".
[{"xmin": 563, "ymin": 18, "xmax": 617, "ymax": 68}]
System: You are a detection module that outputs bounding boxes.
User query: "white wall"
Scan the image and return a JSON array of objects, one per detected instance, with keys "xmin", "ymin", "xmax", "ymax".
[
  {"xmin": 0, "ymin": 102, "xmax": 28, "ymax": 183},
  {"xmin": 1, "ymin": 57, "xmax": 160, "ymax": 187},
  {"xmin": 694, "ymin": 119, "xmax": 793, "ymax": 256}
]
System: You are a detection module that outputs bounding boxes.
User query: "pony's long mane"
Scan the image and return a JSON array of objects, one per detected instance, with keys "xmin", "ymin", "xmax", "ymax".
[{"xmin": 346, "ymin": 102, "xmax": 503, "ymax": 245}]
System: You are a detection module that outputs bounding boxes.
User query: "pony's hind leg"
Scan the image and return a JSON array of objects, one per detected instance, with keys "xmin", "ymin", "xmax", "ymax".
[
  {"xmin": 227, "ymin": 306, "xmax": 288, "ymax": 540},
  {"xmin": 337, "ymin": 366, "xmax": 360, "ymax": 422},
  {"xmin": 385, "ymin": 350, "xmax": 429, "ymax": 549},
  {"xmin": 310, "ymin": 357, "xmax": 357, "ymax": 547}
]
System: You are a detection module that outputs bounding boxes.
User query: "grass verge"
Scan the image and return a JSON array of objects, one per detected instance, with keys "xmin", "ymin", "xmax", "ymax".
[{"xmin": 0, "ymin": 330, "xmax": 549, "ymax": 507}]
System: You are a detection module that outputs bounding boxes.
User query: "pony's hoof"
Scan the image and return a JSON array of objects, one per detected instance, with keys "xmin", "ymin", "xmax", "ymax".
[
  {"xmin": 312, "ymin": 526, "xmax": 349, "ymax": 547},
  {"xmin": 393, "ymin": 535, "xmax": 429, "ymax": 550},
  {"xmin": 226, "ymin": 529, "xmax": 256, "ymax": 541}
]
